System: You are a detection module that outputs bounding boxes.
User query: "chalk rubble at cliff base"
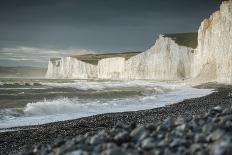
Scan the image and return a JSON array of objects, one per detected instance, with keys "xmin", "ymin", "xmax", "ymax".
[{"xmin": 46, "ymin": 0, "xmax": 232, "ymax": 84}]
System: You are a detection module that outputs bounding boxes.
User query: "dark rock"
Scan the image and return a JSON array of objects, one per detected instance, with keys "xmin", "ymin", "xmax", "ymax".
[
  {"xmin": 210, "ymin": 137, "xmax": 232, "ymax": 155},
  {"xmin": 175, "ymin": 124, "xmax": 187, "ymax": 132},
  {"xmin": 212, "ymin": 106, "xmax": 223, "ymax": 113},
  {"xmin": 169, "ymin": 138, "xmax": 187, "ymax": 148},
  {"xmin": 101, "ymin": 148, "xmax": 126, "ymax": 155},
  {"xmin": 130, "ymin": 126, "xmax": 146, "ymax": 142},
  {"xmin": 202, "ymin": 124, "xmax": 214, "ymax": 134},
  {"xmin": 141, "ymin": 137, "xmax": 156, "ymax": 150},
  {"xmin": 66, "ymin": 150, "xmax": 89, "ymax": 155},
  {"xmin": 164, "ymin": 148, "xmax": 174, "ymax": 155},
  {"xmin": 207, "ymin": 129, "xmax": 225, "ymax": 142},
  {"xmin": 194, "ymin": 133, "xmax": 206, "ymax": 143},
  {"xmin": 90, "ymin": 135, "xmax": 105, "ymax": 145},
  {"xmin": 114, "ymin": 131, "xmax": 130, "ymax": 144},
  {"xmin": 105, "ymin": 143, "xmax": 118, "ymax": 150},
  {"xmin": 114, "ymin": 121, "xmax": 128, "ymax": 130},
  {"xmin": 145, "ymin": 124, "xmax": 156, "ymax": 131},
  {"xmin": 190, "ymin": 144, "xmax": 203, "ymax": 154},
  {"xmin": 121, "ymin": 143, "xmax": 135, "ymax": 149},
  {"xmin": 176, "ymin": 146, "xmax": 188, "ymax": 155},
  {"xmin": 175, "ymin": 116, "xmax": 185, "ymax": 126},
  {"xmin": 161, "ymin": 117, "xmax": 175, "ymax": 130}
]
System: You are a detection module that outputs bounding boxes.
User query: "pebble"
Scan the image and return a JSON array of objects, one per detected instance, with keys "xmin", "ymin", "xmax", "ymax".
[
  {"xmin": 130, "ymin": 126, "xmax": 146, "ymax": 142},
  {"xmin": 23, "ymin": 106, "xmax": 232, "ymax": 155},
  {"xmin": 113, "ymin": 131, "xmax": 130, "ymax": 144},
  {"xmin": 141, "ymin": 137, "xmax": 156, "ymax": 150}
]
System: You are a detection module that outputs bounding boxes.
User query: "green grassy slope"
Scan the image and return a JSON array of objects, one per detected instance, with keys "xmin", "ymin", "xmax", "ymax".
[{"xmin": 163, "ymin": 32, "xmax": 198, "ymax": 49}]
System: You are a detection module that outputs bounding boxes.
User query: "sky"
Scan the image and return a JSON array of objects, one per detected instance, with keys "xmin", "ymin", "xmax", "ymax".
[{"xmin": 0, "ymin": 0, "xmax": 223, "ymax": 67}]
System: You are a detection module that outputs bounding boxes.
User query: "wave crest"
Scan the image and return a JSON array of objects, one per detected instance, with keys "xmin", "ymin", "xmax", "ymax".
[{"xmin": 24, "ymin": 98, "xmax": 81, "ymax": 115}]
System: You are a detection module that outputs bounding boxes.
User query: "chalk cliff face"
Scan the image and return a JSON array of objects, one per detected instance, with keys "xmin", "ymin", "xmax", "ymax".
[
  {"xmin": 46, "ymin": 36, "xmax": 194, "ymax": 81},
  {"xmin": 125, "ymin": 35, "xmax": 193, "ymax": 80},
  {"xmin": 93, "ymin": 35, "xmax": 193, "ymax": 81},
  {"xmin": 192, "ymin": 0, "xmax": 232, "ymax": 83},
  {"xmin": 46, "ymin": 57, "xmax": 97, "ymax": 79},
  {"xmin": 98, "ymin": 57, "xmax": 125, "ymax": 79},
  {"xmin": 46, "ymin": 1, "xmax": 232, "ymax": 84}
]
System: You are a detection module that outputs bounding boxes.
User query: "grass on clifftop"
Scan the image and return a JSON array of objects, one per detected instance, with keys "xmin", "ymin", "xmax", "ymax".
[
  {"xmin": 71, "ymin": 51, "xmax": 141, "ymax": 65},
  {"xmin": 163, "ymin": 32, "xmax": 198, "ymax": 49}
]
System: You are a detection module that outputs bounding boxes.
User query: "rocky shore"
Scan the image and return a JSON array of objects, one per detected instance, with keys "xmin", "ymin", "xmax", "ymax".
[{"xmin": 1, "ymin": 84, "xmax": 232, "ymax": 154}]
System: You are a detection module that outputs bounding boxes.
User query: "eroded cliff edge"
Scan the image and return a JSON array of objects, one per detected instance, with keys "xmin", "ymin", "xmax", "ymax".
[
  {"xmin": 46, "ymin": 0, "xmax": 232, "ymax": 84},
  {"xmin": 192, "ymin": 0, "xmax": 232, "ymax": 83}
]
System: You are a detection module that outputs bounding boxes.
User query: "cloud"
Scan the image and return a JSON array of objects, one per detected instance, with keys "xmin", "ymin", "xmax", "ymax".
[{"xmin": 0, "ymin": 46, "xmax": 96, "ymax": 67}]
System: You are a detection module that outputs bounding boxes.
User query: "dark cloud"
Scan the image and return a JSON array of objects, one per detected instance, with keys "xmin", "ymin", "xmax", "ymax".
[{"xmin": 0, "ymin": 0, "xmax": 223, "ymax": 66}]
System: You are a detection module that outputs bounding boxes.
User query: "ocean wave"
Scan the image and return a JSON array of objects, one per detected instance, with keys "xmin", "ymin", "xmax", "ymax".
[
  {"xmin": 42, "ymin": 80, "xmax": 184, "ymax": 91},
  {"xmin": 23, "ymin": 86, "xmax": 213, "ymax": 117},
  {"xmin": 0, "ymin": 80, "xmax": 214, "ymax": 128},
  {"xmin": 0, "ymin": 108, "xmax": 24, "ymax": 120},
  {"xmin": 24, "ymin": 98, "xmax": 84, "ymax": 115}
]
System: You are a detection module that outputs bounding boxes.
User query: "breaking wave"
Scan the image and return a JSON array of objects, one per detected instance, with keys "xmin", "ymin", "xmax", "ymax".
[{"xmin": 0, "ymin": 80, "xmax": 214, "ymax": 129}]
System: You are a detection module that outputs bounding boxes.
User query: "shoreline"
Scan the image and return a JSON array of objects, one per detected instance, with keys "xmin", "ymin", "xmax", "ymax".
[{"xmin": 0, "ymin": 83, "xmax": 232, "ymax": 154}]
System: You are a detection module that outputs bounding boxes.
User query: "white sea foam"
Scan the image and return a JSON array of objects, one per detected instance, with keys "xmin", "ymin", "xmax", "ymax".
[
  {"xmin": 0, "ymin": 82, "xmax": 213, "ymax": 129},
  {"xmin": 42, "ymin": 80, "xmax": 185, "ymax": 91}
]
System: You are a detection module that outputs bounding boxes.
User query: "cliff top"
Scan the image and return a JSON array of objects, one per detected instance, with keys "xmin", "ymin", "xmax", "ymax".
[
  {"xmin": 71, "ymin": 51, "xmax": 141, "ymax": 65},
  {"xmin": 163, "ymin": 32, "xmax": 198, "ymax": 49}
]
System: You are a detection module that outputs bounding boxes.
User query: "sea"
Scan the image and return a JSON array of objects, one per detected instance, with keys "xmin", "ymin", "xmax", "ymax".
[{"xmin": 0, "ymin": 78, "xmax": 213, "ymax": 130}]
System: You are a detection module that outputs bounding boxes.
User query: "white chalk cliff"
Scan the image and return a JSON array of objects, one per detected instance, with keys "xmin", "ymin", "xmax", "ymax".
[
  {"xmin": 46, "ymin": 57, "xmax": 97, "ymax": 79},
  {"xmin": 192, "ymin": 0, "xmax": 232, "ymax": 83},
  {"xmin": 46, "ymin": 1, "xmax": 232, "ymax": 84},
  {"xmin": 98, "ymin": 57, "xmax": 126, "ymax": 79},
  {"xmin": 125, "ymin": 35, "xmax": 193, "ymax": 80}
]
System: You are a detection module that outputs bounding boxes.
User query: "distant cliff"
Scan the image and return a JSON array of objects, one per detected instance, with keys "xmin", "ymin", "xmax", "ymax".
[
  {"xmin": 46, "ymin": 57, "xmax": 97, "ymax": 79},
  {"xmin": 46, "ymin": 0, "xmax": 232, "ymax": 84}
]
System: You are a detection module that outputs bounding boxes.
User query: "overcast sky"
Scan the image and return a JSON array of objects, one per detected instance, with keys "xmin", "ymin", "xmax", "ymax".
[{"xmin": 0, "ymin": 0, "xmax": 223, "ymax": 67}]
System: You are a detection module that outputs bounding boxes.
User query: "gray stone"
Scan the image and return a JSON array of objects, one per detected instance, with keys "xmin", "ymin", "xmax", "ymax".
[
  {"xmin": 190, "ymin": 144, "xmax": 203, "ymax": 154},
  {"xmin": 175, "ymin": 116, "xmax": 185, "ymax": 126},
  {"xmin": 130, "ymin": 126, "xmax": 146, "ymax": 142},
  {"xmin": 137, "ymin": 131, "xmax": 149, "ymax": 142},
  {"xmin": 66, "ymin": 150, "xmax": 89, "ymax": 155},
  {"xmin": 207, "ymin": 129, "xmax": 225, "ymax": 142},
  {"xmin": 162, "ymin": 117, "xmax": 175, "ymax": 130},
  {"xmin": 90, "ymin": 135, "xmax": 104, "ymax": 145},
  {"xmin": 212, "ymin": 106, "xmax": 223, "ymax": 113},
  {"xmin": 175, "ymin": 124, "xmax": 187, "ymax": 132},
  {"xmin": 101, "ymin": 148, "xmax": 126, "ymax": 155},
  {"xmin": 169, "ymin": 139, "xmax": 187, "ymax": 148},
  {"xmin": 211, "ymin": 138, "xmax": 232, "ymax": 155},
  {"xmin": 105, "ymin": 143, "xmax": 118, "ymax": 150},
  {"xmin": 194, "ymin": 133, "xmax": 206, "ymax": 143},
  {"xmin": 202, "ymin": 124, "xmax": 214, "ymax": 134},
  {"xmin": 141, "ymin": 137, "xmax": 156, "ymax": 150},
  {"xmin": 114, "ymin": 131, "xmax": 130, "ymax": 144}
]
